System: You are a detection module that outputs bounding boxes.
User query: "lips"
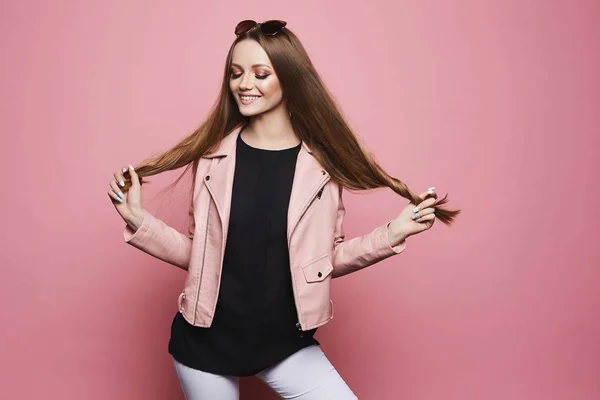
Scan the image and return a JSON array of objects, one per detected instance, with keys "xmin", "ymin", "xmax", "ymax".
[{"xmin": 239, "ymin": 94, "xmax": 261, "ymax": 105}]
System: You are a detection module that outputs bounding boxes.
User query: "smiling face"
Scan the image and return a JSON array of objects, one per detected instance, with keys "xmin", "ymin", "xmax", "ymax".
[{"xmin": 229, "ymin": 39, "xmax": 285, "ymax": 117}]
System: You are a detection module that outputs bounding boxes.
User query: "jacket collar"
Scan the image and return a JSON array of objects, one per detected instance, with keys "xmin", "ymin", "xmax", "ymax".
[
  {"xmin": 201, "ymin": 124, "xmax": 330, "ymax": 243},
  {"xmin": 202, "ymin": 124, "xmax": 316, "ymax": 159}
]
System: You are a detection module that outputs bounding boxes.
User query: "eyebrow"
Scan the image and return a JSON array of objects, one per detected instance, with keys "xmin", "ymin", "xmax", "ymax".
[{"xmin": 230, "ymin": 63, "xmax": 272, "ymax": 69}]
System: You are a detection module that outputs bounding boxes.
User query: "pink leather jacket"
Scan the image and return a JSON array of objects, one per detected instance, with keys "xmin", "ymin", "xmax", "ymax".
[{"xmin": 123, "ymin": 125, "xmax": 406, "ymax": 331}]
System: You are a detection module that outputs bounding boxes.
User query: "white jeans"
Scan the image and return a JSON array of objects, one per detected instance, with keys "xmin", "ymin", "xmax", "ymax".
[{"xmin": 172, "ymin": 344, "xmax": 358, "ymax": 399}]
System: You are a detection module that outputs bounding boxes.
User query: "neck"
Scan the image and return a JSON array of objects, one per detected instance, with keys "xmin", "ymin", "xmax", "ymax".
[{"xmin": 243, "ymin": 104, "xmax": 300, "ymax": 150}]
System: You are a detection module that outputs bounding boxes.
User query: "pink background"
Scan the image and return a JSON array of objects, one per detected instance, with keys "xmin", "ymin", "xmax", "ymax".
[{"xmin": 1, "ymin": 0, "xmax": 599, "ymax": 399}]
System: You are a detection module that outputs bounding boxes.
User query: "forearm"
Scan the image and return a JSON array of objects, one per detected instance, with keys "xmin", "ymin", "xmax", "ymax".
[
  {"xmin": 331, "ymin": 221, "xmax": 406, "ymax": 278},
  {"xmin": 123, "ymin": 209, "xmax": 192, "ymax": 270}
]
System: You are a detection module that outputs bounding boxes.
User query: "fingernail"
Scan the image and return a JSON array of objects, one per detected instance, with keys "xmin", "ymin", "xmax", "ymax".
[
  {"xmin": 129, "ymin": 165, "xmax": 134, "ymax": 170},
  {"xmin": 413, "ymin": 207, "xmax": 420, "ymax": 212},
  {"xmin": 428, "ymin": 187, "xmax": 435, "ymax": 192},
  {"xmin": 119, "ymin": 180, "xmax": 125, "ymax": 187},
  {"xmin": 117, "ymin": 197, "xmax": 123, "ymax": 203},
  {"xmin": 118, "ymin": 191, "xmax": 124, "ymax": 199},
  {"xmin": 412, "ymin": 214, "xmax": 418, "ymax": 220},
  {"xmin": 122, "ymin": 168, "xmax": 127, "ymax": 173}
]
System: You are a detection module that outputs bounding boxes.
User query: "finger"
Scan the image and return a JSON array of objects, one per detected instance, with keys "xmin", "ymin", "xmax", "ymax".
[
  {"xmin": 416, "ymin": 187, "xmax": 437, "ymax": 203},
  {"xmin": 107, "ymin": 189, "xmax": 124, "ymax": 204},
  {"xmin": 419, "ymin": 196, "xmax": 437, "ymax": 209},
  {"xmin": 416, "ymin": 188, "xmax": 437, "ymax": 201},
  {"xmin": 426, "ymin": 186, "xmax": 438, "ymax": 199},
  {"xmin": 109, "ymin": 180, "xmax": 125, "ymax": 202},
  {"xmin": 413, "ymin": 196, "xmax": 436, "ymax": 212},
  {"xmin": 415, "ymin": 213, "xmax": 436, "ymax": 223},
  {"xmin": 417, "ymin": 190, "xmax": 429, "ymax": 202},
  {"xmin": 113, "ymin": 168, "xmax": 126, "ymax": 188},
  {"xmin": 411, "ymin": 207, "xmax": 435, "ymax": 221},
  {"xmin": 128, "ymin": 165, "xmax": 140, "ymax": 189}
]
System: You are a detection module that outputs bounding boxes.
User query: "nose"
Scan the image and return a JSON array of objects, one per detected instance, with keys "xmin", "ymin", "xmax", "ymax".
[{"xmin": 239, "ymin": 73, "xmax": 253, "ymax": 91}]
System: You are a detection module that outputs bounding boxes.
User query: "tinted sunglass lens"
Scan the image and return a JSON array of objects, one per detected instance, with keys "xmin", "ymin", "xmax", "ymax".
[
  {"xmin": 261, "ymin": 20, "xmax": 286, "ymax": 35},
  {"xmin": 235, "ymin": 20, "xmax": 256, "ymax": 36}
]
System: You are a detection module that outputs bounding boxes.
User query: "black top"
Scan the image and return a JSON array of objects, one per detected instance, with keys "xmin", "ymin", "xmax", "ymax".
[{"xmin": 168, "ymin": 131, "xmax": 319, "ymax": 377}]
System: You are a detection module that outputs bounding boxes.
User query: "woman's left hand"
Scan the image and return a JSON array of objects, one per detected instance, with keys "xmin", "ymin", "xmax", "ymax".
[{"xmin": 388, "ymin": 187, "xmax": 438, "ymax": 245}]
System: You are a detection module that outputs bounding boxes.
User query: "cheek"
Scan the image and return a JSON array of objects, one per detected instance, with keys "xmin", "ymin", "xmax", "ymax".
[
  {"xmin": 259, "ymin": 78, "xmax": 282, "ymax": 98},
  {"xmin": 229, "ymin": 78, "xmax": 240, "ymax": 97}
]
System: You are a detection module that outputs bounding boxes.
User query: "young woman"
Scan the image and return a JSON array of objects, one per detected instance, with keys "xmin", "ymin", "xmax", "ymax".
[{"xmin": 108, "ymin": 20, "xmax": 459, "ymax": 400}]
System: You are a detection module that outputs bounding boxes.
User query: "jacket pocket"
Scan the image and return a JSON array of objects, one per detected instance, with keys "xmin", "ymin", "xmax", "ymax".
[{"xmin": 302, "ymin": 253, "xmax": 334, "ymax": 283}]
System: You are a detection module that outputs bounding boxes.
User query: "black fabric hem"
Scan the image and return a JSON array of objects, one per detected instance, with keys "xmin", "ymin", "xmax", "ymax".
[{"xmin": 168, "ymin": 338, "xmax": 320, "ymax": 377}]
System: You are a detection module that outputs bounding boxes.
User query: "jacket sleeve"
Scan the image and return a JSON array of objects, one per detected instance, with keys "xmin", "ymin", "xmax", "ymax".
[
  {"xmin": 331, "ymin": 186, "xmax": 406, "ymax": 278},
  {"xmin": 122, "ymin": 203, "xmax": 195, "ymax": 271}
]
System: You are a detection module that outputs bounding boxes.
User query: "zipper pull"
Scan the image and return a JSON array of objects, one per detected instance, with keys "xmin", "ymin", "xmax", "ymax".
[
  {"xmin": 296, "ymin": 322, "xmax": 304, "ymax": 338},
  {"xmin": 317, "ymin": 187, "xmax": 324, "ymax": 199}
]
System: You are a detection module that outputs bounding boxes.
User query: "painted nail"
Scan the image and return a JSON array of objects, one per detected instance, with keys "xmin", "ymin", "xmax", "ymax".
[
  {"xmin": 119, "ymin": 180, "xmax": 125, "ymax": 187},
  {"xmin": 413, "ymin": 207, "xmax": 420, "ymax": 213},
  {"xmin": 412, "ymin": 214, "xmax": 418, "ymax": 220},
  {"xmin": 129, "ymin": 165, "xmax": 134, "ymax": 170},
  {"xmin": 118, "ymin": 191, "xmax": 124, "ymax": 199},
  {"xmin": 117, "ymin": 197, "xmax": 123, "ymax": 203},
  {"xmin": 122, "ymin": 167, "xmax": 127, "ymax": 173},
  {"xmin": 427, "ymin": 187, "xmax": 435, "ymax": 193}
]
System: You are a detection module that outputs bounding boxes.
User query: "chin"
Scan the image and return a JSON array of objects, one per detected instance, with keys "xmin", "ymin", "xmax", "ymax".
[{"xmin": 238, "ymin": 106, "xmax": 267, "ymax": 117}]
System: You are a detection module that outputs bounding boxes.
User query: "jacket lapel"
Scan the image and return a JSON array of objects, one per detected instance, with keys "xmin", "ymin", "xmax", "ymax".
[
  {"xmin": 202, "ymin": 124, "xmax": 329, "ymax": 243},
  {"xmin": 201, "ymin": 126, "xmax": 239, "ymax": 240},
  {"xmin": 287, "ymin": 146, "xmax": 330, "ymax": 242}
]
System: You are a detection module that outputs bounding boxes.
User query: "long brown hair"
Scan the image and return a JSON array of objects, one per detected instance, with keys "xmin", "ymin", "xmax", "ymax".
[{"xmin": 123, "ymin": 25, "xmax": 460, "ymax": 225}]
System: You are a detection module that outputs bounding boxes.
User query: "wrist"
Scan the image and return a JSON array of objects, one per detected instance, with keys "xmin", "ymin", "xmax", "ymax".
[
  {"xmin": 387, "ymin": 220, "xmax": 407, "ymax": 247},
  {"xmin": 126, "ymin": 209, "xmax": 145, "ymax": 231}
]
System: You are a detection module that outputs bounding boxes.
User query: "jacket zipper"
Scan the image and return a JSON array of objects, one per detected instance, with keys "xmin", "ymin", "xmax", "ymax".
[
  {"xmin": 202, "ymin": 170, "xmax": 231, "ymax": 328},
  {"xmin": 296, "ymin": 322, "xmax": 304, "ymax": 337},
  {"xmin": 291, "ymin": 176, "xmax": 330, "ymax": 333},
  {"xmin": 192, "ymin": 191, "xmax": 211, "ymax": 324},
  {"xmin": 291, "ymin": 178, "xmax": 329, "ymax": 243}
]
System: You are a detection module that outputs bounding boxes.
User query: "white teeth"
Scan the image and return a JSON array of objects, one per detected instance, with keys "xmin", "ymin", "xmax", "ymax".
[{"xmin": 241, "ymin": 96, "xmax": 260, "ymax": 101}]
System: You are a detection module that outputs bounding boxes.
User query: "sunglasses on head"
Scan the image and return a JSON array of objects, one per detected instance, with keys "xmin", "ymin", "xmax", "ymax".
[{"xmin": 235, "ymin": 20, "xmax": 287, "ymax": 36}]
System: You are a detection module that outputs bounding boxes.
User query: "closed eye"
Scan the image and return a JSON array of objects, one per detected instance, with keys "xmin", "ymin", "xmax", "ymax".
[{"xmin": 230, "ymin": 73, "xmax": 270, "ymax": 80}]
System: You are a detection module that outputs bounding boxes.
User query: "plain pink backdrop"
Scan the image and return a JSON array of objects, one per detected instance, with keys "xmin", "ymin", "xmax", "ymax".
[{"xmin": 1, "ymin": 0, "xmax": 599, "ymax": 399}]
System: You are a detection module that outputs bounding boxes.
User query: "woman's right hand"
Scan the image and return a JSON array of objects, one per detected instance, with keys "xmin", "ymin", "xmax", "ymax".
[{"xmin": 108, "ymin": 165, "xmax": 144, "ymax": 230}]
